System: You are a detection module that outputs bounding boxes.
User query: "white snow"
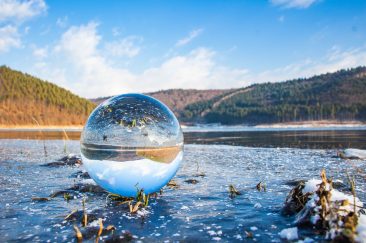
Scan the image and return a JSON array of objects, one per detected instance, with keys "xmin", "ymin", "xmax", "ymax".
[
  {"xmin": 250, "ymin": 226, "xmax": 258, "ymax": 231},
  {"xmin": 303, "ymin": 179, "xmax": 322, "ymax": 193},
  {"xmin": 88, "ymin": 219, "xmax": 103, "ymax": 227},
  {"xmin": 344, "ymin": 149, "xmax": 366, "ymax": 159},
  {"xmin": 254, "ymin": 203, "xmax": 262, "ymax": 208},
  {"xmin": 331, "ymin": 190, "xmax": 363, "ymax": 214},
  {"xmin": 207, "ymin": 230, "xmax": 216, "ymax": 236},
  {"xmin": 82, "ymin": 179, "xmax": 97, "ymax": 185},
  {"xmin": 298, "ymin": 237, "xmax": 314, "ymax": 243},
  {"xmin": 299, "ymin": 178, "xmax": 365, "ymax": 241},
  {"xmin": 279, "ymin": 227, "xmax": 298, "ymax": 240},
  {"xmin": 356, "ymin": 214, "xmax": 366, "ymax": 243},
  {"xmin": 137, "ymin": 208, "xmax": 149, "ymax": 217}
]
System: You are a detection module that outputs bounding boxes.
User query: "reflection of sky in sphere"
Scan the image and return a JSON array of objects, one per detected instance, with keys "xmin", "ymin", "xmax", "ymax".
[
  {"xmin": 80, "ymin": 93, "xmax": 184, "ymax": 196},
  {"xmin": 82, "ymin": 152, "xmax": 183, "ymax": 196}
]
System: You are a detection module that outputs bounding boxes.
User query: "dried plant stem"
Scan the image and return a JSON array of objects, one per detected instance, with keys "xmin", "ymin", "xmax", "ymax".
[
  {"xmin": 73, "ymin": 225, "xmax": 82, "ymax": 242},
  {"xmin": 95, "ymin": 218, "xmax": 103, "ymax": 243},
  {"xmin": 31, "ymin": 117, "xmax": 47, "ymax": 158},
  {"xmin": 82, "ymin": 198, "xmax": 87, "ymax": 227}
]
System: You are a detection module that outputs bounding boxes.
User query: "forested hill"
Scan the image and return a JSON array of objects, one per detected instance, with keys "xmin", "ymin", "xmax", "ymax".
[
  {"xmin": 2, "ymin": 65, "xmax": 366, "ymax": 126},
  {"xmin": 91, "ymin": 89, "xmax": 229, "ymax": 114},
  {"xmin": 0, "ymin": 66, "xmax": 95, "ymax": 126},
  {"xmin": 180, "ymin": 67, "xmax": 366, "ymax": 124}
]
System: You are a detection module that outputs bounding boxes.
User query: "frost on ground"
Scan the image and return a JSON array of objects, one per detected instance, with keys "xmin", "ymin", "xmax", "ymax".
[
  {"xmin": 279, "ymin": 227, "xmax": 298, "ymax": 241},
  {"xmin": 356, "ymin": 214, "xmax": 366, "ymax": 243},
  {"xmin": 284, "ymin": 169, "xmax": 366, "ymax": 242},
  {"xmin": 341, "ymin": 148, "xmax": 366, "ymax": 159},
  {"xmin": 2, "ymin": 140, "xmax": 366, "ymax": 242}
]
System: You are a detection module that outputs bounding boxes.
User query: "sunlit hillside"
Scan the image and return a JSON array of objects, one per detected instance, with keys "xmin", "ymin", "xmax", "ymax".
[{"xmin": 0, "ymin": 66, "xmax": 95, "ymax": 126}]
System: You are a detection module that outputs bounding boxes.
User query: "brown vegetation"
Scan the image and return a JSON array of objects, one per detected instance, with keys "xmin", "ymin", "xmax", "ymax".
[{"xmin": 0, "ymin": 66, "xmax": 95, "ymax": 126}]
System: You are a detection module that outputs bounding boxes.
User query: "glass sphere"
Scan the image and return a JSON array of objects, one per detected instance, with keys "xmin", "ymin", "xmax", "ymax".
[{"xmin": 80, "ymin": 93, "xmax": 184, "ymax": 197}]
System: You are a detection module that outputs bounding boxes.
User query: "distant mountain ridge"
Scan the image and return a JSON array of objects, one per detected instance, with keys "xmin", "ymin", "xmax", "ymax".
[
  {"xmin": 91, "ymin": 89, "xmax": 230, "ymax": 113},
  {"xmin": 0, "ymin": 66, "xmax": 95, "ymax": 126},
  {"xmin": 1, "ymin": 65, "xmax": 366, "ymax": 126},
  {"xmin": 93, "ymin": 66, "xmax": 366, "ymax": 125},
  {"xmin": 179, "ymin": 66, "xmax": 366, "ymax": 124}
]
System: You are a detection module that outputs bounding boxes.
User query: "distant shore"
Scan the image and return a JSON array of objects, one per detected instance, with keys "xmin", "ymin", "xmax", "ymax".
[
  {"xmin": 254, "ymin": 120, "xmax": 366, "ymax": 128},
  {"xmin": 0, "ymin": 125, "xmax": 84, "ymax": 131},
  {"xmin": 1, "ymin": 120, "xmax": 366, "ymax": 132}
]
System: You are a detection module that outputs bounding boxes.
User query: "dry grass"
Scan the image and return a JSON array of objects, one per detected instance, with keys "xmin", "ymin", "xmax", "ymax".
[{"xmin": 229, "ymin": 184, "xmax": 241, "ymax": 198}]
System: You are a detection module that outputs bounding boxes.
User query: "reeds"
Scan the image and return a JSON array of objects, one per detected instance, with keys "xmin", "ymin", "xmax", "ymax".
[
  {"xmin": 62, "ymin": 129, "xmax": 70, "ymax": 154},
  {"xmin": 229, "ymin": 184, "xmax": 241, "ymax": 198},
  {"xmin": 284, "ymin": 169, "xmax": 364, "ymax": 241},
  {"xmin": 31, "ymin": 117, "xmax": 47, "ymax": 158},
  {"xmin": 82, "ymin": 197, "xmax": 87, "ymax": 227},
  {"xmin": 256, "ymin": 181, "xmax": 266, "ymax": 192},
  {"xmin": 73, "ymin": 225, "xmax": 82, "ymax": 242}
]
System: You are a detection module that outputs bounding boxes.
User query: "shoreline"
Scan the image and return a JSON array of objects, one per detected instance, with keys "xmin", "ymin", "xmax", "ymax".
[
  {"xmin": 254, "ymin": 120, "xmax": 366, "ymax": 128},
  {"xmin": 1, "ymin": 120, "xmax": 366, "ymax": 132},
  {"xmin": 0, "ymin": 125, "xmax": 84, "ymax": 131}
]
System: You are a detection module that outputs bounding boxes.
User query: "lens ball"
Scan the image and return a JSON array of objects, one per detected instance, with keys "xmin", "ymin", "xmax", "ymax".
[{"xmin": 80, "ymin": 93, "xmax": 184, "ymax": 197}]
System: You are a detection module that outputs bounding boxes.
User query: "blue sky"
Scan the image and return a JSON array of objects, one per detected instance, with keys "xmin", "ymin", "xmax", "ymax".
[{"xmin": 0, "ymin": 0, "xmax": 365, "ymax": 98}]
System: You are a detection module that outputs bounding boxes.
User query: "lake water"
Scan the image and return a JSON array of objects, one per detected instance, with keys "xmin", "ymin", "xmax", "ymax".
[
  {"xmin": 2, "ymin": 126, "xmax": 366, "ymax": 148},
  {"xmin": 1, "ymin": 128, "xmax": 366, "ymax": 242}
]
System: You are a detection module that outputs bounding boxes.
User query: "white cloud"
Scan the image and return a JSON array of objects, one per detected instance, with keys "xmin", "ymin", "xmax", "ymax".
[
  {"xmin": 0, "ymin": 25, "xmax": 21, "ymax": 52},
  {"xmin": 0, "ymin": 0, "xmax": 47, "ymax": 52},
  {"xmin": 140, "ymin": 48, "xmax": 248, "ymax": 90},
  {"xmin": 270, "ymin": 0, "xmax": 320, "ymax": 9},
  {"xmin": 36, "ymin": 22, "xmax": 366, "ymax": 99},
  {"xmin": 251, "ymin": 45, "xmax": 366, "ymax": 83},
  {"xmin": 36, "ymin": 22, "xmax": 247, "ymax": 98},
  {"xmin": 52, "ymin": 22, "xmax": 136, "ymax": 97},
  {"xmin": 24, "ymin": 25, "xmax": 30, "ymax": 33},
  {"xmin": 112, "ymin": 27, "xmax": 121, "ymax": 37},
  {"xmin": 0, "ymin": 0, "xmax": 46, "ymax": 22},
  {"xmin": 56, "ymin": 16, "xmax": 68, "ymax": 28},
  {"xmin": 104, "ymin": 36, "xmax": 142, "ymax": 58},
  {"xmin": 175, "ymin": 28, "xmax": 203, "ymax": 47},
  {"xmin": 32, "ymin": 46, "xmax": 47, "ymax": 58}
]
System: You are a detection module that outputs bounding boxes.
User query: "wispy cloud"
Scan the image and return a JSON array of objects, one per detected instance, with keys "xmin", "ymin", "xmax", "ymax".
[
  {"xmin": 112, "ymin": 27, "xmax": 121, "ymax": 37},
  {"xmin": 0, "ymin": 25, "xmax": 21, "ymax": 52},
  {"xmin": 32, "ymin": 45, "xmax": 48, "ymax": 58},
  {"xmin": 270, "ymin": 0, "xmax": 321, "ymax": 9},
  {"xmin": 51, "ymin": 22, "xmax": 136, "ymax": 97},
  {"xmin": 175, "ymin": 28, "xmax": 203, "ymax": 47},
  {"xmin": 35, "ymin": 23, "xmax": 247, "ymax": 97},
  {"xmin": 29, "ymin": 21, "xmax": 366, "ymax": 98},
  {"xmin": 248, "ymin": 44, "xmax": 366, "ymax": 84},
  {"xmin": 0, "ymin": 0, "xmax": 47, "ymax": 52},
  {"xmin": 140, "ymin": 48, "xmax": 248, "ymax": 90},
  {"xmin": 56, "ymin": 16, "xmax": 68, "ymax": 28},
  {"xmin": 0, "ymin": 0, "xmax": 47, "ymax": 22},
  {"xmin": 104, "ymin": 36, "xmax": 143, "ymax": 58}
]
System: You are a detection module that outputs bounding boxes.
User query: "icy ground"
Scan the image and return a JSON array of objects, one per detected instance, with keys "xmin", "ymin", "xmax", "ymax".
[{"xmin": 0, "ymin": 139, "xmax": 365, "ymax": 242}]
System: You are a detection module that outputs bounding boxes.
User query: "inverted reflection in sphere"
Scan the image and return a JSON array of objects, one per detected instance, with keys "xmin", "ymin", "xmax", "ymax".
[{"xmin": 80, "ymin": 94, "xmax": 184, "ymax": 197}]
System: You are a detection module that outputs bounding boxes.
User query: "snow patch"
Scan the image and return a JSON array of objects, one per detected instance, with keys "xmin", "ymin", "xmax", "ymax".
[
  {"xmin": 279, "ymin": 227, "xmax": 298, "ymax": 240},
  {"xmin": 303, "ymin": 179, "xmax": 321, "ymax": 194},
  {"xmin": 356, "ymin": 214, "xmax": 366, "ymax": 243},
  {"xmin": 344, "ymin": 149, "xmax": 366, "ymax": 159}
]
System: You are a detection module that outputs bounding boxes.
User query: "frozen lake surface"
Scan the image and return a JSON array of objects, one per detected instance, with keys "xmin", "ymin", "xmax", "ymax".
[{"xmin": 0, "ymin": 138, "xmax": 366, "ymax": 242}]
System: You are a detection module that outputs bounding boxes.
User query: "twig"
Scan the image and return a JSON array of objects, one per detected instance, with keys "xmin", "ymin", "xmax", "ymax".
[
  {"xmin": 82, "ymin": 197, "xmax": 87, "ymax": 227},
  {"xmin": 73, "ymin": 225, "xmax": 82, "ymax": 242},
  {"xmin": 95, "ymin": 218, "xmax": 103, "ymax": 243}
]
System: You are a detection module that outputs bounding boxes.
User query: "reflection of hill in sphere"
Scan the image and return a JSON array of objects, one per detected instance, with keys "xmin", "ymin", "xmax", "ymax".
[{"xmin": 80, "ymin": 94, "xmax": 184, "ymax": 197}]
